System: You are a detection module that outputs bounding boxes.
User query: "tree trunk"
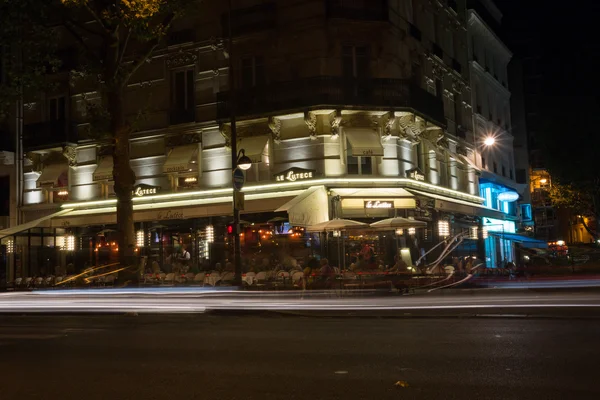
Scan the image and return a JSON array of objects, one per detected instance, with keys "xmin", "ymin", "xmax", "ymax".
[{"xmin": 108, "ymin": 88, "xmax": 137, "ymax": 280}]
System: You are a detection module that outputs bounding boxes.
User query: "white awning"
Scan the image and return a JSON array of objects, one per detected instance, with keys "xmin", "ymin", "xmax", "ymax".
[
  {"xmin": 408, "ymin": 189, "xmax": 509, "ymax": 219},
  {"xmin": 37, "ymin": 163, "xmax": 68, "ymax": 188},
  {"xmin": 331, "ymin": 188, "xmax": 413, "ymax": 198},
  {"xmin": 93, "ymin": 156, "xmax": 113, "ymax": 181},
  {"xmin": 345, "ymin": 128, "xmax": 384, "ymax": 157},
  {"xmin": 0, "ymin": 209, "xmax": 73, "ymax": 240},
  {"xmin": 275, "ymin": 186, "xmax": 329, "ymax": 226},
  {"xmin": 163, "ymin": 144, "xmax": 199, "ymax": 174},
  {"xmin": 238, "ymin": 135, "xmax": 269, "ymax": 164}
]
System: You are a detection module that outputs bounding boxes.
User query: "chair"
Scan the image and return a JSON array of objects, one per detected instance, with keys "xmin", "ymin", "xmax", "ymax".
[
  {"xmin": 14, "ymin": 277, "xmax": 22, "ymax": 288},
  {"xmin": 254, "ymin": 271, "xmax": 267, "ymax": 282},
  {"xmin": 220, "ymin": 272, "xmax": 234, "ymax": 284},
  {"xmin": 185, "ymin": 273, "xmax": 195, "ymax": 281},
  {"xmin": 54, "ymin": 276, "xmax": 63, "ymax": 286},
  {"xmin": 24, "ymin": 277, "xmax": 33, "ymax": 287},
  {"xmin": 204, "ymin": 271, "xmax": 221, "ymax": 286},
  {"xmin": 193, "ymin": 273, "xmax": 204, "ymax": 284},
  {"xmin": 104, "ymin": 275, "xmax": 116, "ymax": 286},
  {"xmin": 44, "ymin": 276, "xmax": 54, "ymax": 286},
  {"xmin": 164, "ymin": 273, "xmax": 175, "ymax": 284}
]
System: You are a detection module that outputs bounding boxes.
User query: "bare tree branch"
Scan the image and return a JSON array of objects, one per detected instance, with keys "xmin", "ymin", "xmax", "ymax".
[
  {"xmin": 116, "ymin": 27, "xmax": 131, "ymax": 77},
  {"xmin": 62, "ymin": 21, "xmax": 102, "ymax": 65},
  {"xmin": 82, "ymin": 2, "xmax": 111, "ymax": 35},
  {"xmin": 123, "ymin": 13, "xmax": 176, "ymax": 83}
]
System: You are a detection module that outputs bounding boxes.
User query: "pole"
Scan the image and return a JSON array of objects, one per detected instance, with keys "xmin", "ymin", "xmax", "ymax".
[{"xmin": 228, "ymin": 0, "xmax": 242, "ymax": 286}]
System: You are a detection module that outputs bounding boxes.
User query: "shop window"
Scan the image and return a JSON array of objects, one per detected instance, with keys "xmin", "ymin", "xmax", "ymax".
[
  {"xmin": 48, "ymin": 96, "xmax": 66, "ymax": 121},
  {"xmin": 347, "ymin": 153, "xmax": 372, "ymax": 175},
  {"xmin": 342, "ymin": 45, "xmax": 369, "ymax": 78},
  {"xmin": 241, "ymin": 56, "xmax": 265, "ymax": 88},
  {"xmin": 170, "ymin": 68, "xmax": 195, "ymax": 124},
  {"xmin": 520, "ymin": 204, "xmax": 532, "ymax": 221}
]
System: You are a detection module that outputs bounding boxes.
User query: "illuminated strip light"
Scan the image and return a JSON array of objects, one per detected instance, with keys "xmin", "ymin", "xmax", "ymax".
[
  {"xmin": 61, "ymin": 178, "xmax": 484, "ymax": 209},
  {"xmin": 61, "ymin": 190, "xmax": 306, "ymax": 217}
]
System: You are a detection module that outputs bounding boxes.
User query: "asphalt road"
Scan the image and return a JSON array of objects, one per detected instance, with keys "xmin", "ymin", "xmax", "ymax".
[{"xmin": 1, "ymin": 314, "xmax": 599, "ymax": 400}]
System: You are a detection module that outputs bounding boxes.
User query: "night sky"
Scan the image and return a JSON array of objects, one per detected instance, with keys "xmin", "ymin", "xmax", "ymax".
[{"xmin": 500, "ymin": 0, "xmax": 600, "ymax": 97}]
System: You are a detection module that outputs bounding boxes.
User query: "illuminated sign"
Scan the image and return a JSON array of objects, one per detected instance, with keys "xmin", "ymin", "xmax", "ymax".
[
  {"xmin": 365, "ymin": 200, "xmax": 394, "ymax": 209},
  {"xmin": 133, "ymin": 184, "xmax": 160, "ymax": 197},
  {"xmin": 157, "ymin": 210, "xmax": 185, "ymax": 220},
  {"xmin": 275, "ymin": 168, "xmax": 315, "ymax": 182},
  {"xmin": 406, "ymin": 167, "xmax": 426, "ymax": 182},
  {"xmin": 497, "ymin": 191, "xmax": 520, "ymax": 202}
]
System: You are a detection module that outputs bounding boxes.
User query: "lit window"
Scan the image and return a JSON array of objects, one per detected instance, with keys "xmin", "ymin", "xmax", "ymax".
[
  {"xmin": 438, "ymin": 220, "xmax": 450, "ymax": 237},
  {"xmin": 136, "ymin": 230, "xmax": 145, "ymax": 248}
]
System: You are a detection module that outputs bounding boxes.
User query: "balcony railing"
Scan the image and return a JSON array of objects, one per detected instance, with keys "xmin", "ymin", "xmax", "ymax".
[
  {"xmin": 217, "ymin": 76, "xmax": 445, "ymax": 125},
  {"xmin": 23, "ymin": 119, "xmax": 76, "ymax": 151},
  {"xmin": 326, "ymin": 0, "xmax": 389, "ymax": 21}
]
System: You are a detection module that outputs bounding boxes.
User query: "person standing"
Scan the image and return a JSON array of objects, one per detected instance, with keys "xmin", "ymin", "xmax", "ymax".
[{"xmin": 179, "ymin": 247, "xmax": 191, "ymax": 273}]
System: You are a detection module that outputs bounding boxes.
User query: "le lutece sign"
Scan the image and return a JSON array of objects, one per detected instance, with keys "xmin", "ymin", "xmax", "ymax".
[
  {"xmin": 365, "ymin": 200, "xmax": 394, "ymax": 209},
  {"xmin": 132, "ymin": 184, "xmax": 161, "ymax": 197},
  {"xmin": 406, "ymin": 168, "xmax": 426, "ymax": 182},
  {"xmin": 274, "ymin": 168, "xmax": 316, "ymax": 182}
]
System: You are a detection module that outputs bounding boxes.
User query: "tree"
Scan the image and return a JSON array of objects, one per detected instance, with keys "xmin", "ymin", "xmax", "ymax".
[
  {"xmin": 54, "ymin": 0, "xmax": 200, "ymax": 278},
  {"xmin": 0, "ymin": 0, "xmax": 59, "ymax": 125},
  {"xmin": 540, "ymin": 93, "xmax": 600, "ymax": 241},
  {"xmin": 548, "ymin": 182, "xmax": 598, "ymax": 239},
  {"xmin": 3, "ymin": 1, "xmax": 199, "ymax": 279}
]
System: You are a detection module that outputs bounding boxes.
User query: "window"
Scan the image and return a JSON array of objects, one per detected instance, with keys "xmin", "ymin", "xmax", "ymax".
[
  {"xmin": 453, "ymin": 93, "xmax": 462, "ymax": 126},
  {"xmin": 435, "ymin": 79, "xmax": 443, "ymax": 99},
  {"xmin": 493, "ymin": 162, "xmax": 497, "ymax": 174},
  {"xmin": 416, "ymin": 142, "xmax": 423, "ymax": 170},
  {"xmin": 481, "ymin": 157, "xmax": 486, "ymax": 169},
  {"xmin": 170, "ymin": 69, "xmax": 195, "ymax": 124},
  {"xmin": 241, "ymin": 56, "xmax": 265, "ymax": 88},
  {"xmin": 48, "ymin": 97, "xmax": 66, "ymax": 121},
  {"xmin": 509, "ymin": 169, "xmax": 514, "ymax": 180},
  {"xmin": 342, "ymin": 45, "xmax": 369, "ymax": 78},
  {"xmin": 347, "ymin": 153, "xmax": 373, "ymax": 175},
  {"xmin": 502, "ymin": 165, "xmax": 506, "ymax": 177}
]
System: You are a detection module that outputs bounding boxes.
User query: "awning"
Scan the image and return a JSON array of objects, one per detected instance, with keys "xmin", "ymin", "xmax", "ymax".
[
  {"xmin": 163, "ymin": 144, "xmax": 199, "ymax": 173},
  {"xmin": 408, "ymin": 189, "xmax": 510, "ymax": 220},
  {"xmin": 345, "ymin": 128, "xmax": 384, "ymax": 157},
  {"xmin": 489, "ymin": 232, "xmax": 548, "ymax": 249},
  {"xmin": 0, "ymin": 209, "xmax": 73, "ymax": 240},
  {"xmin": 37, "ymin": 163, "xmax": 68, "ymax": 188},
  {"xmin": 331, "ymin": 188, "xmax": 413, "ymax": 198},
  {"xmin": 93, "ymin": 156, "xmax": 113, "ymax": 181},
  {"xmin": 238, "ymin": 135, "xmax": 269, "ymax": 164},
  {"xmin": 275, "ymin": 186, "xmax": 329, "ymax": 226}
]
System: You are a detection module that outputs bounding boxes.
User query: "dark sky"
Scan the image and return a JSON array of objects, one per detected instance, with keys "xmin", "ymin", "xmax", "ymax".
[{"xmin": 500, "ymin": 0, "xmax": 600, "ymax": 96}]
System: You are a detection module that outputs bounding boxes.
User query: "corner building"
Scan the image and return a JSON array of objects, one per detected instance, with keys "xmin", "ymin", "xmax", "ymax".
[{"xmin": 1, "ymin": 0, "xmax": 515, "ymax": 278}]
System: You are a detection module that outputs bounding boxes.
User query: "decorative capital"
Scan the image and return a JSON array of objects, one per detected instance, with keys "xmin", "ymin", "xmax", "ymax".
[
  {"xmin": 219, "ymin": 123, "xmax": 232, "ymax": 148},
  {"xmin": 381, "ymin": 112, "xmax": 396, "ymax": 138},
  {"xmin": 62, "ymin": 146, "xmax": 77, "ymax": 167},
  {"xmin": 166, "ymin": 49, "xmax": 198, "ymax": 69},
  {"xmin": 268, "ymin": 116, "xmax": 282, "ymax": 144},
  {"xmin": 166, "ymin": 132, "xmax": 202, "ymax": 148},
  {"xmin": 304, "ymin": 111, "xmax": 318, "ymax": 140},
  {"xmin": 328, "ymin": 110, "xmax": 342, "ymax": 138}
]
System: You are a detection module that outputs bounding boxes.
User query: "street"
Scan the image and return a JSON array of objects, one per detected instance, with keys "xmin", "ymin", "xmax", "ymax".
[{"xmin": 1, "ymin": 314, "xmax": 599, "ymax": 399}]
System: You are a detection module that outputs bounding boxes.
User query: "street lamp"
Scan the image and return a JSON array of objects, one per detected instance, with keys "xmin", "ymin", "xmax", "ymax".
[
  {"xmin": 484, "ymin": 136, "xmax": 496, "ymax": 146},
  {"xmin": 236, "ymin": 149, "xmax": 252, "ymax": 170}
]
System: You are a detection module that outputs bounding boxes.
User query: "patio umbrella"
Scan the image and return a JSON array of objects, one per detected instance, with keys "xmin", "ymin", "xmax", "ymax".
[
  {"xmin": 306, "ymin": 218, "xmax": 367, "ymax": 232},
  {"xmin": 369, "ymin": 217, "xmax": 427, "ymax": 230},
  {"xmin": 307, "ymin": 219, "xmax": 367, "ymax": 271},
  {"xmin": 267, "ymin": 217, "xmax": 288, "ymax": 223}
]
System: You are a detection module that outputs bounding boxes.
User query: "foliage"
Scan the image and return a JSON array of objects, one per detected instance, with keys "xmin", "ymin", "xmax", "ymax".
[{"xmin": 0, "ymin": 0, "xmax": 59, "ymax": 121}]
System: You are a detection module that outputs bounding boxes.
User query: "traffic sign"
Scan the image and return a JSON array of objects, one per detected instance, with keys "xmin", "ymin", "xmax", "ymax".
[
  {"xmin": 233, "ymin": 168, "xmax": 245, "ymax": 191},
  {"xmin": 234, "ymin": 191, "xmax": 245, "ymax": 211}
]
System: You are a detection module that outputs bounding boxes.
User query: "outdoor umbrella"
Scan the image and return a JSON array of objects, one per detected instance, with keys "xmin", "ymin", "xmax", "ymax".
[
  {"xmin": 369, "ymin": 217, "xmax": 427, "ymax": 230},
  {"xmin": 267, "ymin": 217, "xmax": 288, "ymax": 223},
  {"xmin": 306, "ymin": 218, "xmax": 367, "ymax": 232},
  {"xmin": 306, "ymin": 219, "xmax": 367, "ymax": 270}
]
